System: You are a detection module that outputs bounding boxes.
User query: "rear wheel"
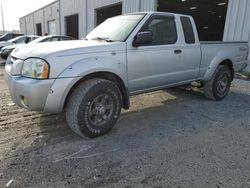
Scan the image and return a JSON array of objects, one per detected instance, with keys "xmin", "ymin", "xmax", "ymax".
[
  {"xmin": 66, "ymin": 79, "xmax": 122, "ymax": 138},
  {"xmin": 204, "ymin": 65, "xmax": 232, "ymax": 100}
]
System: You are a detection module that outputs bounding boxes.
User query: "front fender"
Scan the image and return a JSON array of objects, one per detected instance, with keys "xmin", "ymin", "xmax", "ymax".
[
  {"xmin": 43, "ymin": 57, "xmax": 128, "ymax": 113},
  {"xmin": 58, "ymin": 57, "xmax": 127, "ymax": 83}
]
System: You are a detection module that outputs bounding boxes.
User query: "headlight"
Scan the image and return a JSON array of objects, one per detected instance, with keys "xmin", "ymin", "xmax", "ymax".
[{"xmin": 21, "ymin": 58, "xmax": 50, "ymax": 79}]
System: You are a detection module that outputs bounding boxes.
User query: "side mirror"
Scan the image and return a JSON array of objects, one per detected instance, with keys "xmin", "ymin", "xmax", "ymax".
[
  {"xmin": 24, "ymin": 38, "xmax": 30, "ymax": 44},
  {"xmin": 132, "ymin": 31, "xmax": 153, "ymax": 47}
]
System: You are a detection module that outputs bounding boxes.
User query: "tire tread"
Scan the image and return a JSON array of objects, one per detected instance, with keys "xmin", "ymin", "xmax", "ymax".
[
  {"xmin": 66, "ymin": 79, "xmax": 121, "ymax": 137},
  {"xmin": 204, "ymin": 65, "xmax": 231, "ymax": 100}
]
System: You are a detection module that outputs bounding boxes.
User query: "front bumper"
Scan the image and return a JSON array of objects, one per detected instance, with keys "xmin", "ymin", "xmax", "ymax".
[{"xmin": 5, "ymin": 70, "xmax": 55, "ymax": 112}]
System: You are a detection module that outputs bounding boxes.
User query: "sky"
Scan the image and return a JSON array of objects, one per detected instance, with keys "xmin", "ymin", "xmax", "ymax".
[{"xmin": 0, "ymin": 0, "xmax": 55, "ymax": 31}]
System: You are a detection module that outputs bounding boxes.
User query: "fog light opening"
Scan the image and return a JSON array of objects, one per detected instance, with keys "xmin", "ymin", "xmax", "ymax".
[{"xmin": 21, "ymin": 96, "xmax": 29, "ymax": 108}]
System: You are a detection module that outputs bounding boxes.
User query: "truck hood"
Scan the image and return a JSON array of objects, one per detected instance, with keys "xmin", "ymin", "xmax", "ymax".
[{"xmin": 11, "ymin": 40, "xmax": 125, "ymax": 59}]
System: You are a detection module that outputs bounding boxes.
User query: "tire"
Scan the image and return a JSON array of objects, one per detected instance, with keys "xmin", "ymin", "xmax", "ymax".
[
  {"xmin": 66, "ymin": 79, "xmax": 122, "ymax": 138},
  {"xmin": 204, "ymin": 65, "xmax": 232, "ymax": 100}
]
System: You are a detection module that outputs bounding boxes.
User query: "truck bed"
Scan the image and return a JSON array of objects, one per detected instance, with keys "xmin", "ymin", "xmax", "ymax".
[{"xmin": 199, "ymin": 41, "xmax": 249, "ymax": 78}]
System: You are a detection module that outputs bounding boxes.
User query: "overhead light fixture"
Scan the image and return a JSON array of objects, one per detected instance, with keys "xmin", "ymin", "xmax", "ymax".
[
  {"xmin": 208, "ymin": 10, "xmax": 216, "ymax": 14},
  {"xmin": 218, "ymin": 2, "xmax": 227, "ymax": 6},
  {"xmin": 190, "ymin": 7, "xmax": 197, "ymax": 10}
]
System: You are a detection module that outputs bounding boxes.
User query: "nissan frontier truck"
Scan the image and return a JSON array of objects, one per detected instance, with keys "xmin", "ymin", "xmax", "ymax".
[{"xmin": 5, "ymin": 12, "xmax": 249, "ymax": 137}]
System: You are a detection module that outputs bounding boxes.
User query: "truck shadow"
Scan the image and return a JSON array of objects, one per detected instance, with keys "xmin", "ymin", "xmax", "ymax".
[
  {"xmin": 163, "ymin": 87, "xmax": 205, "ymax": 100},
  {"xmin": 36, "ymin": 87, "xmax": 205, "ymax": 139},
  {"xmin": 36, "ymin": 86, "xmax": 245, "ymax": 142},
  {"xmin": 27, "ymin": 86, "xmax": 249, "ymax": 150}
]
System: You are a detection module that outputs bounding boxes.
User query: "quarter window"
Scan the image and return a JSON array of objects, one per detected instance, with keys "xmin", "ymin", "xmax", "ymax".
[
  {"xmin": 181, "ymin": 16, "xmax": 195, "ymax": 44},
  {"xmin": 141, "ymin": 16, "xmax": 177, "ymax": 45}
]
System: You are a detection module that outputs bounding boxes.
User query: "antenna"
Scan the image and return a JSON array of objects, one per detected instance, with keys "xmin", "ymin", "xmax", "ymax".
[{"xmin": 1, "ymin": 3, "xmax": 4, "ymax": 33}]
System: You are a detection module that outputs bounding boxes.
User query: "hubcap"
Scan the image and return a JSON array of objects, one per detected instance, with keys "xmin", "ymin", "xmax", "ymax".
[
  {"xmin": 88, "ymin": 94, "xmax": 114, "ymax": 126},
  {"xmin": 216, "ymin": 73, "xmax": 229, "ymax": 96}
]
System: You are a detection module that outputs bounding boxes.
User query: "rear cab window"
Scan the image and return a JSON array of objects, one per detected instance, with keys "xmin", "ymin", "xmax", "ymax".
[{"xmin": 180, "ymin": 16, "xmax": 195, "ymax": 44}]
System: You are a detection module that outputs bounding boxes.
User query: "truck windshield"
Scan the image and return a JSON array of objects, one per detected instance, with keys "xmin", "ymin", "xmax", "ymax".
[{"xmin": 86, "ymin": 14, "xmax": 145, "ymax": 42}]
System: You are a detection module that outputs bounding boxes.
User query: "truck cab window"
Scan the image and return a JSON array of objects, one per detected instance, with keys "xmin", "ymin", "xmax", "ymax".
[
  {"xmin": 142, "ymin": 16, "xmax": 177, "ymax": 45},
  {"xmin": 181, "ymin": 16, "xmax": 195, "ymax": 44}
]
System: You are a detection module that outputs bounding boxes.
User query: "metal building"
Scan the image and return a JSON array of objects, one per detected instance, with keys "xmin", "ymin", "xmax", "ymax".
[
  {"xmin": 19, "ymin": 0, "xmax": 250, "ymax": 66},
  {"xmin": 20, "ymin": 0, "xmax": 156, "ymax": 38}
]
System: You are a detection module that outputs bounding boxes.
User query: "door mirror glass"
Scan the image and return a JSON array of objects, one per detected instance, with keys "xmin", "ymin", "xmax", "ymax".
[{"xmin": 133, "ymin": 31, "xmax": 153, "ymax": 47}]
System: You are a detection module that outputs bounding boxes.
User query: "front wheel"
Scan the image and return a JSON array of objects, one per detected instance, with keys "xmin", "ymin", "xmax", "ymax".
[
  {"xmin": 66, "ymin": 79, "xmax": 122, "ymax": 138},
  {"xmin": 204, "ymin": 65, "xmax": 232, "ymax": 100}
]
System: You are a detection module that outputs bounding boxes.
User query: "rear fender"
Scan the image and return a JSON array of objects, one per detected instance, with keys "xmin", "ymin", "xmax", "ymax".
[{"xmin": 202, "ymin": 52, "xmax": 233, "ymax": 81}]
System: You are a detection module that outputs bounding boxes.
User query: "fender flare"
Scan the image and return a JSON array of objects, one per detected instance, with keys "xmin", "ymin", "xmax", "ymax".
[
  {"xmin": 44, "ymin": 57, "xmax": 129, "ymax": 113},
  {"xmin": 202, "ymin": 52, "xmax": 234, "ymax": 81},
  {"xmin": 58, "ymin": 57, "xmax": 128, "ymax": 82}
]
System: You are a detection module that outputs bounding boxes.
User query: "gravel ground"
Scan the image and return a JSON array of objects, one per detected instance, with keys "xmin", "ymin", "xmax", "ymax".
[{"xmin": 0, "ymin": 64, "xmax": 250, "ymax": 188}]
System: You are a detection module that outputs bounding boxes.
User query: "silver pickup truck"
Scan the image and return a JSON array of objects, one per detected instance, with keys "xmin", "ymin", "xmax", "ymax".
[{"xmin": 5, "ymin": 12, "xmax": 249, "ymax": 138}]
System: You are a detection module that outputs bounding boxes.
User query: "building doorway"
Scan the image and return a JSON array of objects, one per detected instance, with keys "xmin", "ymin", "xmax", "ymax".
[
  {"xmin": 36, "ymin": 23, "xmax": 42, "ymax": 36},
  {"xmin": 96, "ymin": 3, "xmax": 122, "ymax": 26},
  {"xmin": 48, "ymin": 20, "xmax": 56, "ymax": 35},
  {"xmin": 65, "ymin": 14, "xmax": 79, "ymax": 39},
  {"xmin": 157, "ymin": 0, "xmax": 229, "ymax": 41}
]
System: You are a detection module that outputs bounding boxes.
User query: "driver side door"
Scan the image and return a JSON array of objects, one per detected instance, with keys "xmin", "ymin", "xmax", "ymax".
[{"xmin": 127, "ymin": 15, "xmax": 184, "ymax": 93}]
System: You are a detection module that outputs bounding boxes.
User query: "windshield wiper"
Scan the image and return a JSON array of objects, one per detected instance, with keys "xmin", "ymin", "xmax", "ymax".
[{"xmin": 91, "ymin": 37, "xmax": 114, "ymax": 42}]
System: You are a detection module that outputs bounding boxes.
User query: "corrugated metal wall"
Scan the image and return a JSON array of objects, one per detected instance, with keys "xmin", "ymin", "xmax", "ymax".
[
  {"xmin": 86, "ymin": 0, "xmax": 155, "ymax": 33},
  {"xmin": 124, "ymin": 0, "xmax": 155, "ymax": 12},
  {"xmin": 19, "ymin": 1, "xmax": 60, "ymax": 36},
  {"xmin": 140, "ymin": 0, "xmax": 155, "ymax": 11},
  {"xmin": 60, "ymin": 0, "xmax": 86, "ymax": 38},
  {"xmin": 44, "ymin": 2, "xmax": 60, "ymax": 36},
  {"xmin": 33, "ymin": 10, "xmax": 44, "ymax": 34},
  {"xmin": 25, "ymin": 15, "xmax": 34, "ymax": 35},
  {"xmin": 19, "ymin": 18, "xmax": 26, "ymax": 34},
  {"xmin": 20, "ymin": 0, "xmax": 155, "ymax": 37},
  {"xmin": 123, "ymin": 0, "xmax": 140, "ymax": 12},
  {"xmin": 224, "ymin": 0, "xmax": 250, "ymax": 42},
  {"xmin": 224, "ymin": 0, "xmax": 250, "ymax": 67},
  {"xmin": 86, "ymin": 0, "xmax": 123, "ymax": 34}
]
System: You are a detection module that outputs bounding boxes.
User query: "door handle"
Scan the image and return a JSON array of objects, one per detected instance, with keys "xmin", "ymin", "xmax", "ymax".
[
  {"xmin": 174, "ymin": 49, "xmax": 182, "ymax": 54},
  {"xmin": 240, "ymin": 47, "xmax": 248, "ymax": 51}
]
